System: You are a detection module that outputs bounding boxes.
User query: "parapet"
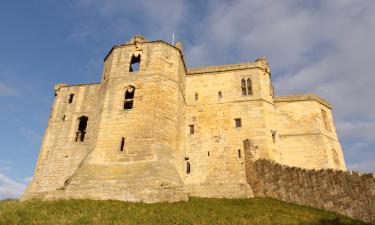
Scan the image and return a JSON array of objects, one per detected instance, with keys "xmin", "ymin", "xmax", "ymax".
[
  {"xmin": 274, "ymin": 94, "xmax": 332, "ymax": 109},
  {"xmin": 187, "ymin": 58, "xmax": 270, "ymax": 76}
]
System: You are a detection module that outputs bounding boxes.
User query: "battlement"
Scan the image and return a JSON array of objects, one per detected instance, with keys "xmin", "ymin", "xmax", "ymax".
[{"xmin": 274, "ymin": 94, "xmax": 332, "ymax": 108}]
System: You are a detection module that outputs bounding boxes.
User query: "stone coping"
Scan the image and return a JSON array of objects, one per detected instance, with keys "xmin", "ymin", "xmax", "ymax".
[
  {"xmin": 274, "ymin": 94, "xmax": 332, "ymax": 109},
  {"xmin": 187, "ymin": 61, "xmax": 267, "ymax": 75}
]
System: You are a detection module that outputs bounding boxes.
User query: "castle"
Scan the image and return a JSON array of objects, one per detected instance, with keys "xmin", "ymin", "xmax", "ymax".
[{"xmin": 22, "ymin": 35, "xmax": 347, "ymax": 202}]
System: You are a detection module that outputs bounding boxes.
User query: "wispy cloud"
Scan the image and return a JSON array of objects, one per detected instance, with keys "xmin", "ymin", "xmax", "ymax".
[
  {"xmin": 19, "ymin": 127, "xmax": 42, "ymax": 143},
  {"xmin": 0, "ymin": 82, "xmax": 18, "ymax": 96},
  {"xmin": 0, "ymin": 173, "xmax": 26, "ymax": 200}
]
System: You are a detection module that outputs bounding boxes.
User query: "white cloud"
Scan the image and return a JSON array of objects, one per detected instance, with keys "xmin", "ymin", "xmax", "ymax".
[{"xmin": 0, "ymin": 173, "xmax": 26, "ymax": 200}]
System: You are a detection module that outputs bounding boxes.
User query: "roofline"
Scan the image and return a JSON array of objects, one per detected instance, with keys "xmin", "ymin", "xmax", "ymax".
[
  {"xmin": 274, "ymin": 94, "xmax": 332, "ymax": 109},
  {"xmin": 103, "ymin": 40, "xmax": 187, "ymax": 73}
]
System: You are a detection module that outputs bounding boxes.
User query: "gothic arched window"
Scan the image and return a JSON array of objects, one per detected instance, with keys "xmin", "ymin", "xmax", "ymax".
[
  {"xmin": 247, "ymin": 78, "xmax": 253, "ymax": 95},
  {"xmin": 241, "ymin": 79, "xmax": 246, "ymax": 96},
  {"xmin": 124, "ymin": 86, "xmax": 135, "ymax": 110}
]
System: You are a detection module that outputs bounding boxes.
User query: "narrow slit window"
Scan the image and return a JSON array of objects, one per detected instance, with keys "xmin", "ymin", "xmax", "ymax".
[
  {"xmin": 218, "ymin": 91, "xmax": 222, "ymax": 99},
  {"xmin": 186, "ymin": 162, "xmax": 191, "ymax": 174},
  {"xmin": 321, "ymin": 109, "xmax": 330, "ymax": 131},
  {"xmin": 238, "ymin": 149, "xmax": 241, "ymax": 158},
  {"xmin": 235, "ymin": 118, "xmax": 242, "ymax": 128},
  {"xmin": 124, "ymin": 86, "xmax": 135, "ymax": 110},
  {"xmin": 247, "ymin": 78, "xmax": 253, "ymax": 95},
  {"xmin": 208, "ymin": 151, "xmax": 210, "ymax": 156},
  {"xmin": 241, "ymin": 79, "xmax": 246, "ymax": 96},
  {"xmin": 271, "ymin": 130, "xmax": 276, "ymax": 143},
  {"xmin": 75, "ymin": 116, "xmax": 88, "ymax": 142},
  {"xmin": 189, "ymin": 125, "xmax": 194, "ymax": 134},
  {"xmin": 120, "ymin": 137, "xmax": 125, "ymax": 152},
  {"xmin": 62, "ymin": 115, "xmax": 66, "ymax": 121},
  {"xmin": 195, "ymin": 93, "xmax": 198, "ymax": 101},
  {"xmin": 68, "ymin": 94, "xmax": 74, "ymax": 103},
  {"xmin": 129, "ymin": 54, "xmax": 141, "ymax": 72}
]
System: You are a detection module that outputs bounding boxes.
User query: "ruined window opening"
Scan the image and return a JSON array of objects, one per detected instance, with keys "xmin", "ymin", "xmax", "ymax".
[
  {"xmin": 241, "ymin": 79, "xmax": 246, "ymax": 96},
  {"xmin": 218, "ymin": 91, "xmax": 222, "ymax": 99},
  {"xmin": 129, "ymin": 54, "xmax": 141, "ymax": 72},
  {"xmin": 62, "ymin": 115, "xmax": 66, "ymax": 121},
  {"xmin": 238, "ymin": 149, "xmax": 241, "ymax": 158},
  {"xmin": 247, "ymin": 78, "xmax": 253, "ymax": 95},
  {"xmin": 321, "ymin": 109, "xmax": 330, "ymax": 131},
  {"xmin": 195, "ymin": 93, "xmax": 198, "ymax": 101},
  {"xmin": 120, "ymin": 137, "xmax": 125, "ymax": 152},
  {"xmin": 124, "ymin": 86, "xmax": 135, "ymax": 110},
  {"xmin": 271, "ymin": 130, "xmax": 276, "ymax": 143},
  {"xmin": 75, "ymin": 116, "xmax": 88, "ymax": 142},
  {"xmin": 189, "ymin": 125, "xmax": 194, "ymax": 134},
  {"xmin": 68, "ymin": 94, "xmax": 74, "ymax": 103},
  {"xmin": 186, "ymin": 162, "xmax": 191, "ymax": 174},
  {"xmin": 235, "ymin": 118, "xmax": 242, "ymax": 128}
]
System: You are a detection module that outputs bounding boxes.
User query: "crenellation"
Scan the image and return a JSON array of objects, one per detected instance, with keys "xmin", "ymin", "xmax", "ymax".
[{"xmin": 22, "ymin": 35, "xmax": 373, "ymax": 223}]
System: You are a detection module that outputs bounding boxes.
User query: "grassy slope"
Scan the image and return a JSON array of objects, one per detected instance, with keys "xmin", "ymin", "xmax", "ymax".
[{"xmin": 0, "ymin": 197, "xmax": 369, "ymax": 225}]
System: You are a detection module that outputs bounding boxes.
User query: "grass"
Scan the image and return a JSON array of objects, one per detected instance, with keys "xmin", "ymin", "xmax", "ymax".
[{"xmin": 0, "ymin": 197, "xmax": 370, "ymax": 225}]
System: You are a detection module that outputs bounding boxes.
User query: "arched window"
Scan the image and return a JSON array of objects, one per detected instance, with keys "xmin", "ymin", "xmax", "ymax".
[
  {"xmin": 247, "ymin": 78, "xmax": 253, "ymax": 95},
  {"xmin": 241, "ymin": 79, "xmax": 246, "ymax": 96},
  {"xmin": 124, "ymin": 86, "xmax": 135, "ymax": 110},
  {"xmin": 76, "ymin": 116, "xmax": 88, "ymax": 142},
  {"xmin": 129, "ymin": 54, "xmax": 141, "ymax": 72},
  {"xmin": 332, "ymin": 149, "xmax": 340, "ymax": 167}
]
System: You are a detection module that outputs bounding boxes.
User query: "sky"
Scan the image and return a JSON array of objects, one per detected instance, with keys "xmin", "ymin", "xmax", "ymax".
[{"xmin": 0, "ymin": 0, "xmax": 374, "ymax": 199}]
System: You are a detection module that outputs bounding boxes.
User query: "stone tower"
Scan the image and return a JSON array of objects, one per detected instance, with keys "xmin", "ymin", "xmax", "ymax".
[{"xmin": 22, "ymin": 35, "xmax": 346, "ymax": 202}]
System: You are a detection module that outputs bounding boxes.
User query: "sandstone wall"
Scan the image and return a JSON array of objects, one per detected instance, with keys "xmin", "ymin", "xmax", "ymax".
[
  {"xmin": 275, "ymin": 95, "xmax": 346, "ymax": 170},
  {"xmin": 244, "ymin": 142, "xmax": 375, "ymax": 223}
]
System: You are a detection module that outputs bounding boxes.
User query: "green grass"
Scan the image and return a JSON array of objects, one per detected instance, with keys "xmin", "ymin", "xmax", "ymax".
[{"xmin": 0, "ymin": 197, "xmax": 369, "ymax": 225}]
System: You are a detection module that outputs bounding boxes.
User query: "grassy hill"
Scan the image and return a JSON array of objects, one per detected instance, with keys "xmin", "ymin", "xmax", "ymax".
[{"xmin": 0, "ymin": 197, "xmax": 370, "ymax": 225}]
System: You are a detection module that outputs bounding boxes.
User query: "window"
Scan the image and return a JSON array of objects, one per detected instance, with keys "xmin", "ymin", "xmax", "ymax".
[
  {"xmin": 321, "ymin": 109, "xmax": 330, "ymax": 131},
  {"xmin": 241, "ymin": 78, "xmax": 253, "ymax": 96},
  {"xmin": 208, "ymin": 151, "xmax": 210, "ymax": 156},
  {"xmin": 186, "ymin": 162, "xmax": 191, "ymax": 174},
  {"xmin": 238, "ymin": 149, "xmax": 241, "ymax": 158},
  {"xmin": 271, "ymin": 130, "xmax": 276, "ymax": 143},
  {"xmin": 218, "ymin": 91, "xmax": 222, "ymax": 99},
  {"xmin": 75, "ymin": 116, "xmax": 88, "ymax": 142},
  {"xmin": 195, "ymin": 93, "xmax": 198, "ymax": 101},
  {"xmin": 241, "ymin": 79, "xmax": 246, "ymax": 96},
  {"xmin": 235, "ymin": 118, "xmax": 241, "ymax": 128},
  {"xmin": 68, "ymin": 94, "xmax": 74, "ymax": 103},
  {"xmin": 189, "ymin": 124, "xmax": 194, "ymax": 134},
  {"xmin": 129, "ymin": 54, "xmax": 141, "ymax": 72},
  {"xmin": 62, "ymin": 115, "xmax": 66, "ymax": 121},
  {"xmin": 120, "ymin": 137, "xmax": 125, "ymax": 152},
  {"xmin": 332, "ymin": 149, "xmax": 340, "ymax": 167},
  {"xmin": 247, "ymin": 78, "xmax": 253, "ymax": 95},
  {"xmin": 124, "ymin": 86, "xmax": 135, "ymax": 110}
]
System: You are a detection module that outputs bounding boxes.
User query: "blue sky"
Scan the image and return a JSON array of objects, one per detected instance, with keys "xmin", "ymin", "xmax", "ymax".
[{"xmin": 1, "ymin": 0, "xmax": 374, "ymax": 199}]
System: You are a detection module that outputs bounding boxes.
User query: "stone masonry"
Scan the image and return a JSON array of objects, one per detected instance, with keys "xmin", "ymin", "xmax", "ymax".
[{"xmin": 22, "ymin": 36, "xmax": 369, "ymax": 221}]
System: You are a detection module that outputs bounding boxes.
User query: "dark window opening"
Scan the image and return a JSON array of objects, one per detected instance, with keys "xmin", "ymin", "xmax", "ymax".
[
  {"xmin": 208, "ymin": 151, "xmax": 210, "ymax": 156},
  {"xmin": 68, "ymin": 94, "xmax": 74, "ymax": 103},
  {"xmin": 235, "ymin": 118, "xmax": 242, "ymax": 128},
  {"xmin": 271, "ymin": 130, "xmax": 276, "ymax": 143},
  {"xmin": 189, "ymin": 125, "xmax": 194, "ymax": 134},
  {"xmin": 238, "ymin": 149, "xmax": 241, "ymax": 158},
  {"xmin": 120, "ymin": 137, "xmax": 125, "ymax": 152},
  {"xmin": 247, "ymin": 78, "xmax": 253, "ymax": 95},
  {"xmin": 241, "ymin": 79, "xmax": 246, "ymax": 96},
  {"xmin": 195, "ymin": 93, "xmax": 198, "ymax": 101},
  {"xmin": 124, "ymin": 86, "xmax": 135, "ymax": 110},
  {"xmin": 62, "ymin": 115, "xmax": 66, "ymax": 121},
  {"xmin": 218, "ymin": 91, "xmax": 222, "ymax": 99},
  {"xmin": 186, "ymin": 162, "xmax": 191, "ymax": 174},
  {"xmin": 75, "ymin": 116, "xmax": 88, "ymax": 142},
  {"xmin": 129, "ymin": 54, "xmax": 141, "ymax": 72}
]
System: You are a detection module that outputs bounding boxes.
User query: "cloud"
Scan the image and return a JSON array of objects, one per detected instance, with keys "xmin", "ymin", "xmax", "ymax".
[
  {"xmin": 0, "ymin": 82, "xmax": 18, "ymax": 96},
  {"xmin": 345, "ymin": 142, "xmax": 375, "ymax": 173},
  {"xmin": 0, "ymin": 173, "xmax": 26, "ymax": 200}
]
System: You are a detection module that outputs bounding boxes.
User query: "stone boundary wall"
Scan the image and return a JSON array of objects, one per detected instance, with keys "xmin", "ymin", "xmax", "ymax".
[{"xmin": 244, "ymin": 141, "xmax": 375, "ymax": 224}]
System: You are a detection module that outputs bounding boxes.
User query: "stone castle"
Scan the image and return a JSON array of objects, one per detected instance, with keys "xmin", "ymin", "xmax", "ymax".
[
  {"xmin": 22, "ymin": 36, "xmax": 375, "ymax": 223},
  {"xmin": 23, "ymin": 35, "xmax": 346, "ymax": 201}
]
